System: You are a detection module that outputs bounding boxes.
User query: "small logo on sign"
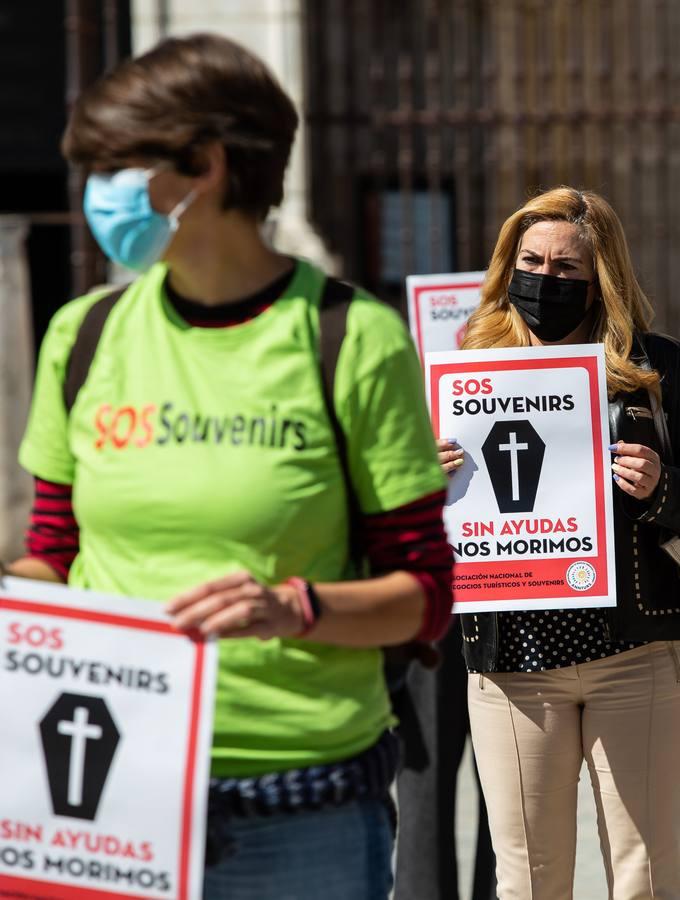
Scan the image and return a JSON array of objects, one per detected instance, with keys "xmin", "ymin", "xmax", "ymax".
[{"xmin": 566, "ymin": 561, "xmax": 596, "ymax": 591}]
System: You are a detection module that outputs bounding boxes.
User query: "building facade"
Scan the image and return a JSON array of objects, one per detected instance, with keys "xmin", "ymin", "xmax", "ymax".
[
  {"xmin": 0, "ymin": 1, "xmax": 679, "ymax": 555},
  {"xmin": 304, "ymin": 0, "xmax": 680, "ymax": 332}
]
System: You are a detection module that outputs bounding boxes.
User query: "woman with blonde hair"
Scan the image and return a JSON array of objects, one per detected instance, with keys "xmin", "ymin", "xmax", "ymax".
[{"xmin": 454, "ymin": 187, "xmax": 680, "ymax": 899}]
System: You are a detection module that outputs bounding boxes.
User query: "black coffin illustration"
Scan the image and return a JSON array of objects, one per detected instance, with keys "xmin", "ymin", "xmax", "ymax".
[
  {"xmin": 39, "ymin": 692, "xmax": 120, "ymax": 821},
  {"xmin": 482, "ymin": 419, "xmax": 546, "ymax": 513}
]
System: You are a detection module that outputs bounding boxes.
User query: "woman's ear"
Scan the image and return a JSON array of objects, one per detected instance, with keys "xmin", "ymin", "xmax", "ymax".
[{"xmin": 186, "ymin": 141, "xmax": 227, "ymax": 196}]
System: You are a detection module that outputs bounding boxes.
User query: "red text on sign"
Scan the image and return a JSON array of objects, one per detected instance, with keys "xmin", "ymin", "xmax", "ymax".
[
  {"xmin": 6, "ymin": 623, "xmax": 63, "ymax": 650},
  {"xmin": 451, "ymin": 378, "xmax": 493, "ymax": 396}
]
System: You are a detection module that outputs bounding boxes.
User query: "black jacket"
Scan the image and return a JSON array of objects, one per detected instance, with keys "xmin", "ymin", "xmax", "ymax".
[{"xmin": 461, "ymin": 332, "xmax": 680, "ymax": 672}]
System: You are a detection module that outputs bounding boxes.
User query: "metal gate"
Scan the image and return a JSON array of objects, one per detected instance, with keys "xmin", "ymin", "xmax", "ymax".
[{"xmin": 303, "ymin": 0, "xmax": 680, "ymax": 333}]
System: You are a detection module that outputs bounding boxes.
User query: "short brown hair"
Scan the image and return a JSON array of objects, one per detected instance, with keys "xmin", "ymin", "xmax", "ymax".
[{"xmin": 62, "ymin": 33, "xmax": 299, "ymax": 220}]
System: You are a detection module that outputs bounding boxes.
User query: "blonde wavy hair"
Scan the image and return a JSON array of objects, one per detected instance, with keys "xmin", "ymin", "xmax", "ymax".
[{"xmin": 462, "ymin": 187, "xmax": 659, "ymax": 397}]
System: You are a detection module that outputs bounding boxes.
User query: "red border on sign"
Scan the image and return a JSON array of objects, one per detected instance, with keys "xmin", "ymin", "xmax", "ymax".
[
  {"xmin": 412, "ymin": 281, "xmax": 484, "ymax": 361},
  {"xmin": 0, "ymin": 877, "xmax": 150, "ymax": 899},
  {"xmin": 429, "ymin": 356, "xmax": 609, "ymax": 602},
  {"xmin": 0, "ymin": 597, "xmax": 206, "ymax": 900}
]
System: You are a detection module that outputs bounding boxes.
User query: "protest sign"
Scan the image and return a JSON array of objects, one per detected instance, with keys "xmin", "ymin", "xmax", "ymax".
[
  {"xmin": 0, "ymin": 577, "xmax": 217, "ymax": 900},
  {"xmin": 406, "ymin": 271, "xmax": 485, "ymax": 362},
  {"xmin": 426, "ymin": 344, "xmax": 616, "ymax": 613}
]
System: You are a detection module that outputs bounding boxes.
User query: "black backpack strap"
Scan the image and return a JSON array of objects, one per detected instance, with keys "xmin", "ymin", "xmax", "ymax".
[
  {"xmin": 317, "ymin": 276, "xmax": 364, "ymax": 569},
  {"xmin": 318, "ymin": 277, "xmax": 440, "ymax": 679},
  {"xmin": 63, "ymin": 286, "xmax": 128, "ymax": 413},
  {"xmin": 318, "ymin": 276, "xmax": 354, "ymax": 437}
]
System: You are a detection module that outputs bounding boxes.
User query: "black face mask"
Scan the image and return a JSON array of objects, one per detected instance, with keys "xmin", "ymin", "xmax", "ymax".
[{"xmin": 507, "ymin": 269, "xmax": 592, "ymax": 342}]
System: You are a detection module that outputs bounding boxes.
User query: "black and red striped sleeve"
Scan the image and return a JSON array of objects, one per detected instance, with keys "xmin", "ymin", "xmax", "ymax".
[
  {"xmin": 362, "ymin": 489, "xmax": 453, "ymax": 642},
  {"xmin": 25, "ymin": 478, "xmax": 80, "ymax": 581}
]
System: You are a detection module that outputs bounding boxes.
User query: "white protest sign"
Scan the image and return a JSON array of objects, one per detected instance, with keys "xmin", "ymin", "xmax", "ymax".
[
  {"xmin": 0, "ymin": 577, "xmax": 217, "ymax": 900},
  {"xmin": 426, "ymin": 345, "xmax": 616, "ymax": 613},
  {"xmin": 406, "ymin": 271, "xmax": 486, "ymax": 362}
]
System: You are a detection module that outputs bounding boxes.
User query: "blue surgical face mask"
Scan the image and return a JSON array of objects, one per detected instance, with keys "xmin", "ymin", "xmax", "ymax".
[{"xmin": 83, "ymin": 166, "xmax": 196, "ymax": 272}]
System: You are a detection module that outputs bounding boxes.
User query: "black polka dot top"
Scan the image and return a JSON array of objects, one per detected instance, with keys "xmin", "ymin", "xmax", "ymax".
[{"xmin": 495, "ymin": 608, "xmax": 643, "ymax": 671}]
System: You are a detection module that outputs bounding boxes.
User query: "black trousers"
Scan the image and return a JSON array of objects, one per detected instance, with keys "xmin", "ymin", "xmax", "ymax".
[{"xmin": 393, "ymin": 620, "xmax": 497, "ymax": 900}]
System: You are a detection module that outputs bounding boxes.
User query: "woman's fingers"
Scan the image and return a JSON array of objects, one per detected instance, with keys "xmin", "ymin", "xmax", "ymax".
[
  {"xmin": 170, "ymin": 588, "xmax": 245, "ymax": 630},
  {"xmin": 611, "ymin": 461, "xmax": 660, "ymax": 499},
  {"xmin": 612, "ymin": 455, "xmax": 656, "ymax": 477},
  {"xmin": 441, "ymin": 453, "xmax": 465, "ymax": 474},
  {"xmin": 613, "ymin": 470, "xmax": 655, "ymax": 498},
  {"xmin": 612, "ymin": 463, "xmax": 647, "ymax": 486},
  {"xmin": 166, "ymin": 574, "xmax": 294, "ymax": 639},
  {"xmin": 168, "ymin": 575, "xmax": 262, "ymax": 629},
  {"xmin": 436, "ymin": 437, "xmax": 459, "ymax": 451},
  {"xmin": 166, "ymin": 570, "xmax": 253, "ymax": 614},
  {"xmin": 610, "ymin": 442, "xmax": 660, "ymax": 498},
  {"xmin": 440, "ymin": 448, "xmax": 464, "ymax": 463},
  {"xmin": 436, "ymin": 438, "xmax": 465, "ymax": 475},
  {"xmin": 609, "ymin": 441, "xmax": 657, "ymax": 462},
  {"xmin": 198, "ymin": 598, "xmax": 269, "ymax": 639}
]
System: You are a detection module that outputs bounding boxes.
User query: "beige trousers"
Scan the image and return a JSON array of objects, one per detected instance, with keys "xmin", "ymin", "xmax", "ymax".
[{"xmin": 468, "ymin": 642, "xmax": 680, "ymax": 900}]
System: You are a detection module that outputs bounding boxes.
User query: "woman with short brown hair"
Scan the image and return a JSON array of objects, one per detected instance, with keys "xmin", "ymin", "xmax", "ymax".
[{"xmin": 15, "ymin": 33, "xmax": 452, "ymax": 899}]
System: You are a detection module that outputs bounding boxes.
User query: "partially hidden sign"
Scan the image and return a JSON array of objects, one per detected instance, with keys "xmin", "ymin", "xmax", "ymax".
[
  {"xmin": 426, "ymin": 345, "xmax": 616, "ymax": 613},
  {"xmin": 406, "ymin": 271, "xmax": 486, "ymax": 362},
  {"xmin": 0, "ymin": 577, "xmax": 217, "ymax": 900}
]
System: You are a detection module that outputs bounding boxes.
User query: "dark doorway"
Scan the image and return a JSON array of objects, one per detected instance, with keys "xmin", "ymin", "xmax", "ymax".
[{"xmin": 0, "ymin": 1, "xmax": 131, "ymax": 351}]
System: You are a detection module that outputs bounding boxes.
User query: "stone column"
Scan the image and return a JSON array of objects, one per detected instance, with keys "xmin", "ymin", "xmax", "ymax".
[
  {"xmin": 0, "ymin": 217, "xmax": 35, "ymax": 558},
  {"xmin": 130, "ymin": 0, "xmax": 336, "ymax": 270}
]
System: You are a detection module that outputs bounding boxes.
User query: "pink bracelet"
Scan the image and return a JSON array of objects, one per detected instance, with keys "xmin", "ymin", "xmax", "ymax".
[{"xmin": 286, "ymin": 577, "xmax": 319, "ymax": 637}]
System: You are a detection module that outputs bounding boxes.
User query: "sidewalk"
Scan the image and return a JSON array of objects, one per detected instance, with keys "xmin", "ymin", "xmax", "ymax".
[{"xmin": 455, "ymin": 740, "xmax": 608, "ymax": 899}]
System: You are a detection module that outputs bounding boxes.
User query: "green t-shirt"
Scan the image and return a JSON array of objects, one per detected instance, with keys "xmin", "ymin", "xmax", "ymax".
[{"xmin": 19, "ymin": 259, "xmax": 445, "ymax": 776}]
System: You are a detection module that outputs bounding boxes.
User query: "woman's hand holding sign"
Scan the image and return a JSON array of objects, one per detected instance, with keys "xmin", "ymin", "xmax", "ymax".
[
  {"xmin": 166, "ymin": 571, "xmax": 305, "ymax": 640},
  {"xmin": 167, "ymin": 569, "xmax": 429, "ymax": 646},
  {"xmin": 437, "ymin": 435, "xmax": 661, "ymax": 499},
  {"xmin": 437, "ymin": 438, "xmax": 465, "ymax": 475},
  {"xmin": 610, "ymin": 441, "xmax": 662, "ymax": 499}
]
